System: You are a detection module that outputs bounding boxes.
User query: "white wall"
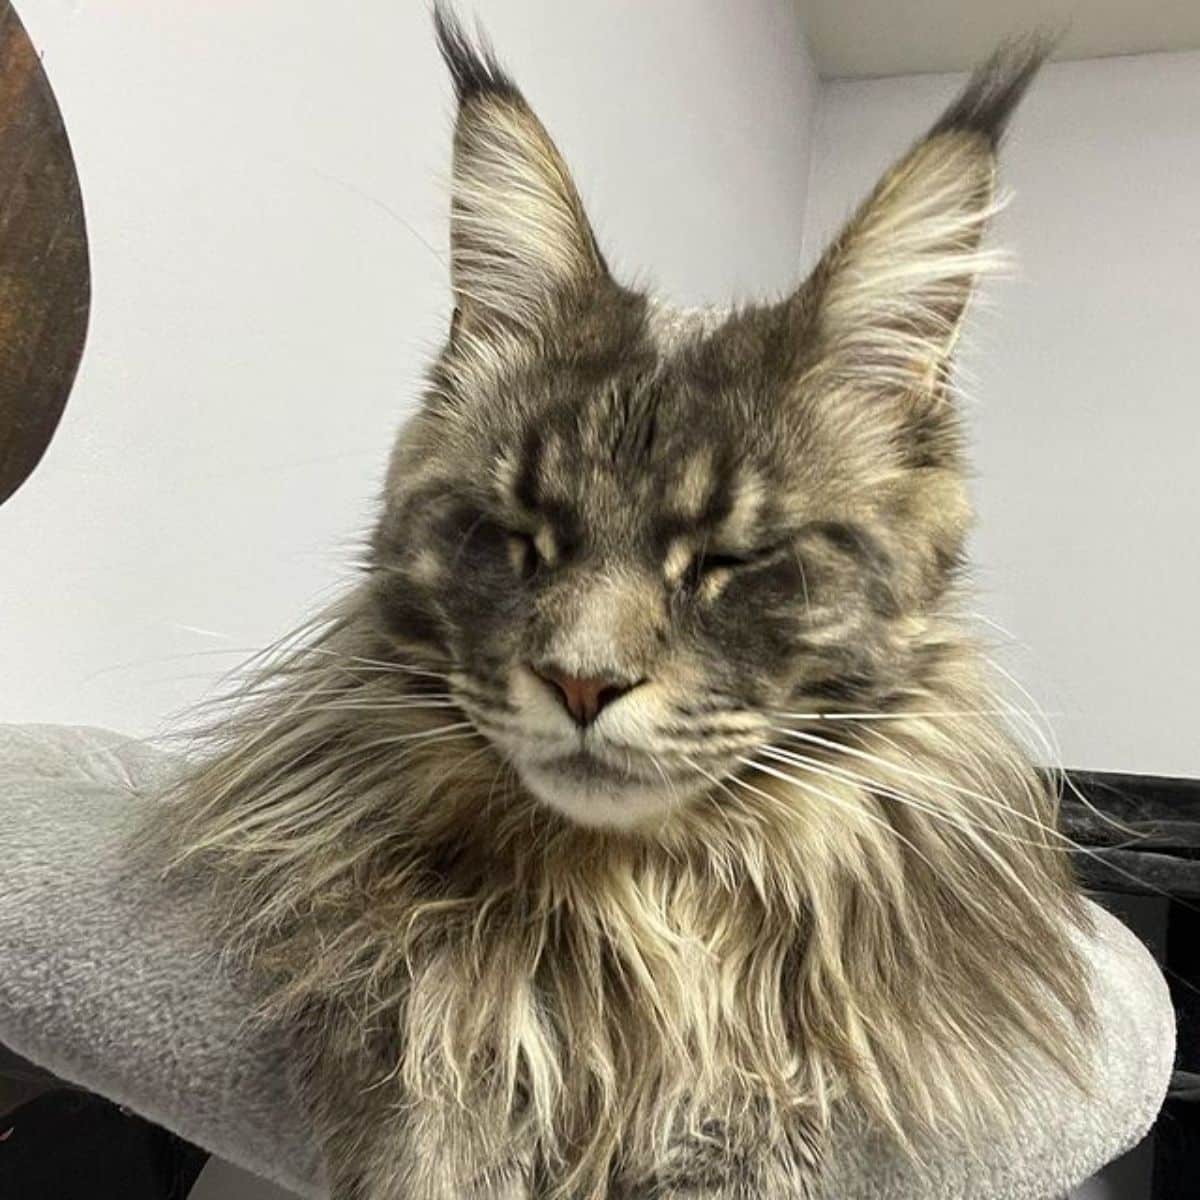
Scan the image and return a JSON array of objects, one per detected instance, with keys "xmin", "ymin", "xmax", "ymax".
[
  {"xmin": 0, "ymin": 0, "xmax": 816, "ymax": 741},
  {"xmin": 805, "ymin": 52, "xmax": 1200, "ymax": 778}
]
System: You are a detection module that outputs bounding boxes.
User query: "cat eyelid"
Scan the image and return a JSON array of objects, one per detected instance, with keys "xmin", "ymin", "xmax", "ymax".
[
  {"xmin": 697, "ymin": 550, "xmax": 754, "ymax": 572},
  {"xmin": 695, "ymin": 540, "xmax": 789, "ymax": 573}
]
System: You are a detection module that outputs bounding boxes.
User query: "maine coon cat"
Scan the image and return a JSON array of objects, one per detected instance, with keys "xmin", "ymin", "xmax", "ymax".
[{"xmin": 153, "ymin": 10, "xmax": 1091, "ymax": 1198}]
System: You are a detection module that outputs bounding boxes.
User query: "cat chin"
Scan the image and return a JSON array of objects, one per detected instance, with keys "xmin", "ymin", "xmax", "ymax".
[{"xmin": 517, "ymin": 760, "xmax": 693, "ymax": 831}]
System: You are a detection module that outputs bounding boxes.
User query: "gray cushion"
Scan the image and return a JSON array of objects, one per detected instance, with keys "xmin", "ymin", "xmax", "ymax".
[{"xmin": 0, "ymin": 723, "xmax": 1176, "ymax": 1198}]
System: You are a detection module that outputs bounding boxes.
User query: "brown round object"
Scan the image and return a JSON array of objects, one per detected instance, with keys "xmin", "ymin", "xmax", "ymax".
[{"xmin": 0, "ymin": 3, "xmax": 90, "ymax": 507}]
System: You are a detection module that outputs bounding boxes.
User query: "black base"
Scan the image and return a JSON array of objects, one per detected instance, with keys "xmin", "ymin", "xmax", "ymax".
[{"xmin": 0, "ymin": 1089, "xmax": 208, "ymax": 1200}]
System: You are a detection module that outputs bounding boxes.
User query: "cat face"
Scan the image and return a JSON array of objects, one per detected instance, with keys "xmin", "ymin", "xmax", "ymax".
[{"xmin": 367, "ymin": 14, "xmax": 1027, "ymax": 829}]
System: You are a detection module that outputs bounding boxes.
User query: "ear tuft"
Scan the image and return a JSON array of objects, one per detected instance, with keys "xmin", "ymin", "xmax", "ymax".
[
  {"xmin": 929, "ymin": 34, "xmax": 1054, "ymax": 147},
  {"xmin": 433, "ymin": 3, "xmax": 517, "ymax": 105}
]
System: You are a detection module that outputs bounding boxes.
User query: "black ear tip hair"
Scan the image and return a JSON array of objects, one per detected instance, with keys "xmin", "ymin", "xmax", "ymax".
[
  {"xmin": 930, "ymin": 32, "xmax": 1057, "ymax": 147},
  {"xmin": 432, "ymin": 1, "xmax": 518, "ymax": 104}
]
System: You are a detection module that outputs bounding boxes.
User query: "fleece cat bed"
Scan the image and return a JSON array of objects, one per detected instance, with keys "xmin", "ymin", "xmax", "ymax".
[{"xmin": 0, "ymin": 723, "xmax": 1176, "ymax": 1198}]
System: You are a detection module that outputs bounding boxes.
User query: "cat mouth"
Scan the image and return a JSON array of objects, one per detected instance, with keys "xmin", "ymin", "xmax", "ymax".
[
  {"xmin": 513, "ymin": 743, "xmax": 706, "ymax": 830},
  {"xmin": 541, "ymin": 749, "xmax": 650, "ymax": 785}
]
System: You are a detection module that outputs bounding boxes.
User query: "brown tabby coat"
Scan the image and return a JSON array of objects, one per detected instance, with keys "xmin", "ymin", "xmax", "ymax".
[{"xmin": 151, "ymin": 11, "xmax": 1091, "ymax": 1199}]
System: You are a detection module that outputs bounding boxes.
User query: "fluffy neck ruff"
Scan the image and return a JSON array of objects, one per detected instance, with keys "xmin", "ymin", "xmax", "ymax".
[{"xmin": 153, "ymin": 592, "xmax": 1091, "ymax": 1199}]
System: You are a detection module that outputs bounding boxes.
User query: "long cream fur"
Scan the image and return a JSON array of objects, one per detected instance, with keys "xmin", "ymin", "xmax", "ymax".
[
  {"xmin": 147, "ymin": 588, "xmax": 1092, "ymax": 1199},
  {"xmin": 142, "ymin": 27, "xmax": 1093, "ymax": 1200}
]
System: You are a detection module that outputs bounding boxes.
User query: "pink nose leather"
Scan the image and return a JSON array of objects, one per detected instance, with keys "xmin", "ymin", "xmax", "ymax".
[{"xmin": 533, "ymin": 667, "xmax": 632, "ymax": 726}]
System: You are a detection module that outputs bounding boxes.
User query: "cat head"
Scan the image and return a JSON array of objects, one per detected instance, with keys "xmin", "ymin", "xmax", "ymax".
[{"xmin": 368, "ymin": 9, "xmax": 1045, "ymax": 830}]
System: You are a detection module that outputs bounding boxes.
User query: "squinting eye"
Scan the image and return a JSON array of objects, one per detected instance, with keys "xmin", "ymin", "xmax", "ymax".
[
  {"xmin": 683, "ymin": 542, "xmax": 788, "ymax": 590},
  {"xmin": 698, "ymin": 544, "xmax": 785, "ymax": 573},
  {"xmin": 697, "ymin": 551, "xmax": 756, "ymax": 572}
]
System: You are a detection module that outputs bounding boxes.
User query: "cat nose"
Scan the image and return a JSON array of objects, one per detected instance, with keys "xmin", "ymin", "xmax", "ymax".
[{"xmin": 530, "ymin": 665, "xmax": 636, "ymax": 726}]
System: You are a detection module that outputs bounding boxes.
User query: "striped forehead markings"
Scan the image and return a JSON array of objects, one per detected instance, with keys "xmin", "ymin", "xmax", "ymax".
[
  {"xmin": 500, "ymin": 411, "xmax": 769, "ymax": 569},
  {"xmin": 663, "ymin": 465, "xmax": 765, "ymax": 544},
  {"xmin": 505, "ymin": 424, "xmax": 576, "ymax": 513},
  {"xmin": 509, "ymin": 425, "xmax": 546, "ymax": 511},
  {"xmin": 659, "ymin": 470, "xmax": 769, "ymax": 588},
  {"xmin": 667, "ymin": 451, "xmax": 716, "ymax": 521},
  {"xmin": 719, "ymin": 470, "xmax": 766, "ymax": 545}
]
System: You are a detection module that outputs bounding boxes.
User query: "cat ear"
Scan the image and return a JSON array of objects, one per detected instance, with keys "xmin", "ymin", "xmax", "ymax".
[
  {"xmin": 435, "ymin": 7, "xmax": 608, "ymax": 336},
  {"xmin": 798, "ymin": 40, "xmax": 1048, "ymax": 398}
]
